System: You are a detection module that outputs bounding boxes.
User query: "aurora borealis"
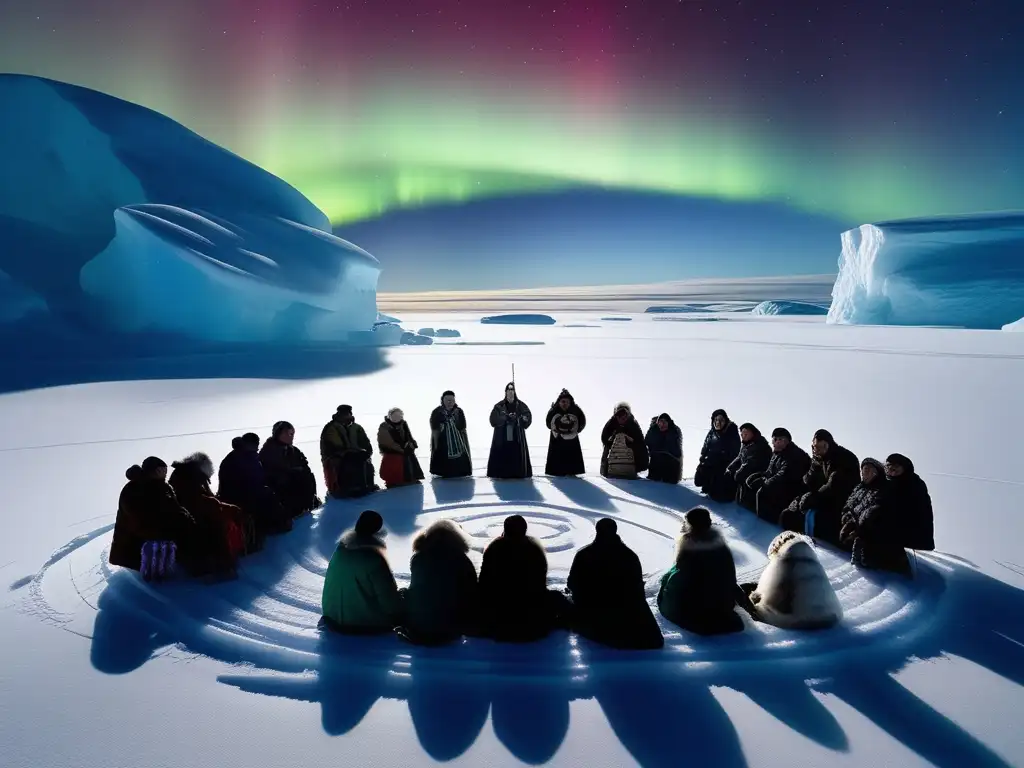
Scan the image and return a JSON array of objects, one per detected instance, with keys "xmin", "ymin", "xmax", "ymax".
[{"xmin": 0, "ymin": 0, "xmax": 1020, "ymax": 228}]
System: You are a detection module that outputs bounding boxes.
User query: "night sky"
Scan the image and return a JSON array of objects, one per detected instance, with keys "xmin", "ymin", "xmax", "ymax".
[{"xmin": 0, "ymin": 1, "xmax": 1021, "ymax": 287}]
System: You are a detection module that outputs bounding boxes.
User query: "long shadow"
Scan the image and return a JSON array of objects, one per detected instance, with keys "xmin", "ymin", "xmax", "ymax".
[
  {"xmin": 430, "ymin": 477, "xmax": 477, "ymax": 505},
  {"xmin": 491, "ymin": 478, "xmax": 546, "ymax": 504},
  {"xmin": 406, "ymin": 648, "xmax": 491, "ymax": 761},
  {"xmin": 546, "ymin": 477, "xmax": 617, "ymax": 512},
  {"xmin": 490, "ymin": 675, "xmax": 572, "ymax": 765},
  {"xmin": 314, "ymin": 485, "xmax": 426, "ymax": 559},
  {"xmin": 90, "ymin": 583, "xmax": 176, "ymax": 674}
]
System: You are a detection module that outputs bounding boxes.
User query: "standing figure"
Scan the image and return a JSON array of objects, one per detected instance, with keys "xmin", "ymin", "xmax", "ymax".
[
  {"xmin": 544, "ymin": 388, "xmax": 587, "ymax": 477},
  {"xmin": 727, "ymin": 423, "xmax": 773, "ymax": 511},
  {"xmin": 645, "ymin": 413, "xmax": 683, "ymax": 484},
  {"xmin": 429, "ymin": 391, "xmax": 472, "ymax": 478},
  {"xmin": 487, "ymin": 382, "xmax": 533, "ymax": 479},
  {"xmin": 320, "ymin": 405, "xmax": 379, "ymax": 498},
  {"xmin": 600, "ymin": 402, "xmax": 649, "ymax": 479},
  {"xmin": 377, "ymin": 407, "xmax": 425, "ymax": 489},
  {"xmin": 694, "ymin": 409, "xmax": 742, "ymax": 502},
  {"xmin": 259, "ymin": 421, "xmax": 321, "ymax": 518}
]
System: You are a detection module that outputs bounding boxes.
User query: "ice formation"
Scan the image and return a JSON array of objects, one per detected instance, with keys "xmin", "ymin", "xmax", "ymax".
[
  {"xmin": 1004, "ymin": 317, "xmax": 1023, "ymax": 332},
  {"xmin": 828, "ymin": 212, "xmax": 1024, "ymax": 329},
  {"xmin": 0, "ymin": 74, "xmax": 383, "ymax": 345},
  {"xmin": 480, "ymin": 314, "xmax": 557, "ymax": 325},
  {"xmin": 752, "ymin": 300, "xmax": 829, "ymax": 316}
]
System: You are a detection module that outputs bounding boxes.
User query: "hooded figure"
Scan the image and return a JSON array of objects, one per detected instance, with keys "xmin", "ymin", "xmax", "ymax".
[
  {"xmin": 321, "ymin": 510, "xmax": 404, "ymax": 633},
  {"xmin": 566, "ymin": 518, "xmax": 664, "ymax": 649},
  {"xmin": 429, "ymin": 391, "xmax": 472, "ymax": 478},
  {"xmin": 727, "ymin": 423, "xmax": 773, "ymax": 511},
  {"xmin": 885, "ymin": 453, "xmax": 935, "ymax": 552},
  {"xmin": 259, "ymin": 421, "xmax": 321, "ymax": 517},
  {"xmin": 645, "ymin": 413, "xmax": 683, "ymax": 484},
  {"xmin": 657, "ymin": 507, "xmax": 744, "ymax": 635},
  {"xmin": 694, "ymin": 409, "xmax": 742, "ymax": 502},
  {"xmin": 780, "ymin": 429, "xmax": 860, "ymax": 547},
  {"xmin": 544, "ymin": 388, "xmax": 587, "ymax": 477},
  {"xmin": 841, "ymin": 457, "xmax": 911, "ymax": 575},
  {"xmin": 399, "ymin": 519, "xmax": 480, "ymax": 645},
  {"xmin": 600, "ymin": 402, "xmax": 649, "ymax": 479},
  {"xmin": 168, "ymin": 452, "xmax": 244, "ymax": 576},
  {"xmin": 320, "ymin": 405, "xmax": 379, "ymax": 498},
  {"xmin": 746, "ymin": 532, "xmax": 843, "ymax": 629},
  {"xmin": 377, "ymin": 408, "xmax": 425, "ymax": 489},
  {"xmin": 219, "ymin": 432, "xmax": 292, "ymax": 537},
  {"xmin": 749, "ymin": 427, "xmax": 812, "ymax": 525},
  {"xmin": 110, "ymin": 457, "xmax": 197, "ymax": 573},
  {"xmin": 487, "ymin": 383, "xmax": 533, "ymax": 479},
  {"xmin": 478, "ymin": 515, "xmax": 564, "ymax": 641}
]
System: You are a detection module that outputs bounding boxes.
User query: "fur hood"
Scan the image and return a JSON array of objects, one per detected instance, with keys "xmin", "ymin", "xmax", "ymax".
[
  {"xmin": 613, "ymin": 401, "xmax": 633, "ymax": 416},
  {"xmin": 340, "ymin": 529, "xmax": 387, "ymax": 551},
  {"xmin": 412, "ymin": 519, "xmax": 471, "ymax": 554},
  {"xmin": 772, "ymin": 535, "xmax": 819, "ymax": 564},
  {"xmin": 674, "ymin": 525, "xmax": 726, "ymax": 561},
  {"xmin": 172, "ymin": 452, "xmax": 214, "ymax": 480},
  {"xmin": 766, "ymin": 530, "xmax": 802, "ymax": 558}
]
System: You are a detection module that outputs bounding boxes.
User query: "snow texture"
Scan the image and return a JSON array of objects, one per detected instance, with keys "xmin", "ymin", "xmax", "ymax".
[
  {"xmin": 480, "ymin": 313, "xmax": 557, "ymax": 325},
  {"xmin": 0, "ymin": 74, "xmax": 383, "ymax": 345},
  {"xmin": 752, "ymin": 300, "xmax": 829, "ymax": 316},
  {"xmin": 828, "ymin": 212, "xmax": 1024, "ymax": 329},
  {"xmin": 1003, "ymin": 317, "xmax": 1023, "ymax": 332}
]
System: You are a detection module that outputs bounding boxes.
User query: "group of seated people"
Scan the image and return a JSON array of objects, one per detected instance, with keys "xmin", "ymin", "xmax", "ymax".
[
  {"xmin": 110, "ymin": 422, "xmax": 321, "ymax": 580},
  {"xmin": 319, "ymin": 505, "xmax": 850, "ymax": 648}
]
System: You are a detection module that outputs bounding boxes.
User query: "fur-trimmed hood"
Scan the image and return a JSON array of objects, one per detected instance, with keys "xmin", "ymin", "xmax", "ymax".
[
  {"xmin": 613, "ymin": 401, "xmax": 632, "ymax": 415},
  {"xmin": 412, "ymin": 519, "xmax": 471, "ymax": 554},
  {"xmin": 766, "ymin": 530, "xmax": 802, "ymax": 558},
  {"xmin": 674, "ymin": 525, "xmax": 727, "ymax": 562},
  {"xmin": 340, "ymin": 529, "xmax": 387, "ymax": 551},
  {"xmin": 172, "ymin": 452, "xmax": 214, "ymax": 480}
]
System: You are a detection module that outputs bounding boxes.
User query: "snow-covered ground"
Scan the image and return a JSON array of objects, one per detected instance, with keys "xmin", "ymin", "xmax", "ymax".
[{"xmin": 2, "ymin": 312, "xmax": 1023, "ymax": 768}]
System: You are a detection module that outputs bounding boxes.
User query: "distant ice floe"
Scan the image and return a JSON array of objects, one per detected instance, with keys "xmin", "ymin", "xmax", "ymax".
[
  {"xmin": 480, "ymin": 314, "xmax": 556, "ymax": 325},
  {"xmin": 752, "ymin": 300, "xmax": 829, "ymax": 316},
  {"xmin": 828, "ymin": 212, "xmax": 1024, "ymax": 330}
]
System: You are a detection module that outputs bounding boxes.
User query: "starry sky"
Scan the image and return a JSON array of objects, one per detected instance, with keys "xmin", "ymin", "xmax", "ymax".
[{"xmin": 0, "ymin": 1, "xmax": 1021, "ymax": 288}]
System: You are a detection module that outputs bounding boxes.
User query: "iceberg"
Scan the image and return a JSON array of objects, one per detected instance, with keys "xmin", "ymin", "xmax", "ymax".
[
  {"xmin": 828, "ymin": 212, "xmax": 1024, "ymax": 330},
  {"xmin": 752, "ymin": 300, "xmax": 829, "ymax": 316},
  {"xmin": 1004, "ymin": 317, "xmax": 1023, "ymax": 332},
  {"xmin": 0, "ymin": 74, "xmax": 381, "ymax": 346}
]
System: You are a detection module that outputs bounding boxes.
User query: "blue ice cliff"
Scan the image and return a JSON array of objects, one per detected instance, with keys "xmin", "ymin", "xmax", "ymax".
[
  {"xmin": 0, "ymin": 74, "xmax": 381, "ymax": 344},
  {"xmin": 752, "ymin": 300, "xmax": 829, "ymax": 316},
  {"xmin": 827, "ymin": 212, "xmax": 1024, "ymax": 330}
]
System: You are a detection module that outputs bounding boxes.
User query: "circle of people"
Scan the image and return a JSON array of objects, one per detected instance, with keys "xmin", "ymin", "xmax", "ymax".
[{"xmin": 111, "ymin": 383, "xmax": 935, "ymax": 649}]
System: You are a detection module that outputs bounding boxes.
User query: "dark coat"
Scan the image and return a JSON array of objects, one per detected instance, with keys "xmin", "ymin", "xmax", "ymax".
[
  {"xmin": 785, "ymin": 442, "xmax": 860, "ymax": 546},
  {"xmin": 401, "ymin": 521, "xmax": 480, "ymax": 644},
  {"xmin": 886, "ymin": 458, "xmax": 935, "ymax": 551},
  {"xmin": 657, "ymin": 528, "xmax": 743, "ymax": 635},
  {"xmin": 645, "ymin": 418, "xmax": 683, "ymax": 484},
  {"xmin": 729, "ymin": 433, "xmax": 772, "ymax": 510},
  {"xmin": 840, "ymin": 474, "xmax": 911, "ymax": 574},
  {"xmin": 168, "ymin": 456, "xmax": 243, "ymax": 574},
  {"xmin": 755, "ymin": 442, "xmax": 812, "ymax": 522},
  {"xmin": 567, "ymin": 533, "xmax": 664, "ymax": 649},
  {"xmin": 219, "ymin": 447, "xmax": 289, "ymax": 532},
  {"xmin": 319, "ymin": 417, "xmax": 377, "ymax": 497},
  {"xmin": 487, "ymin": 397, "xmax": 533, "ymax": 479},
  {"xmin": 429, "ymin": 400, "xmax": 472, "ymax": 478},
  {"xmin": 109, "ymin": 468, "xmax": 196, "ymax": 571},
  {"xmin": 544, "ymin": 399, "xmax": 587, "ymax": 476},
  {"xmin": 478, "ymin": 533, "xmax": 553, "ymax": 641},
  {"xmin": 258, "ymin": 438, "xmax": 319, "ymax": 516},
  {"xmin": 600, "ymin": 407, "xmax": 650, "ymax": 477},
  {"xmin": 695, "ymin": 419, "xmax": 742, "ymax": 501},
  {"xmin": 377, "ymin": 418, "xmax": 425, "ymax": 487}
]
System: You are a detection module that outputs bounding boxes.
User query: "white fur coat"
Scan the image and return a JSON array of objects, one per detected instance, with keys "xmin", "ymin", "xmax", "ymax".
[{"xmin": 751, "ymin": 536, "xmax": 843, "ymax": 629}]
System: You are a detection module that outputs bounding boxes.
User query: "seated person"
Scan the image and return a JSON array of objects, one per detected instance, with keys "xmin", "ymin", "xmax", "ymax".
[
  {"xmin": 220, "ymin": 433, "xmax": 292, "ymax": 537},
  {"xmin": 657, "ymin": 507, "xmax": 744, "ymax": 635},
  {"xmin": 779, "ymin": 429, "xmax": 859, "ymax": 546},
  {"xmin": 694, "ymin": 409, "xmax": 742, "ymax": 502},
  {"xmin": 109, "ymin": 456, "xmax": 196, "ymax": 575},
  {"xmin": 320, "ymin": 405, "xmax": 380, "ymax": 498},
  {"xmin": 566, "ymin": 518, "xmax": 664, "ymax": 649},
  {"xmin": 259, "ymin": 421, "xmax": 321, "ymax": 517},
  {"xmin": 321, "ymin": 511, "xmax": 403, "ymax": 633},
  {"xmin": 740, "ymin": 532, "xmax": 843, "ymax": 629},
  {"xmin": 885, "ymin": 453, "xmax": 935, "ymax": 552},
  {"xmin": 746, "ymin": 428, "xmax": 811, "ymax": 525},
  {"xmin": 377, "ymin": 408, "xmax": 425, "ymax": 489},
  {"xmin": 645, "ymin": 413, "xmax": 683, "ymax": 485},
  {"xmin": 168, "ymin": 452, "xmax": 244, "ymax": 578},
  {"xmin": 727, "ymin": 423, "xmax": 772, "ymax": 511},
  {"xmin": 399, "ymin": 519, "xmax": 479, "ymax": 645},
  {"xmin": 600, "ymin": 403, "xmax": 649, "ymax": 479},
  {"xmin": 478, "ymin": 515, "xmax": 567, "ymax": 642}
]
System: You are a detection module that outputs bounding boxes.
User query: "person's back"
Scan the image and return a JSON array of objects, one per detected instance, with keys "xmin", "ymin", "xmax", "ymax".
[
  {"xmin": 751, "ymin": 534, "xmax": 842, "ymax": 629},
  {"xmin": 404, "ymin": 520, "xmax": 479, "ymax": 643},
  {"xmin": 479, "ymin": 515, "xmax": 551, "ymax": 641},
  {"xmin": 111, "ymin": 458, "xmax": 193, "ymax": 571}
]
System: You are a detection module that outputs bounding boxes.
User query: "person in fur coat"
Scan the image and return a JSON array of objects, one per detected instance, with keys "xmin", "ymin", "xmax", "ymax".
[
  {"xmin": 566, "ymin": 518, "xmax": 664, "ymax": 649},
  {"xmin": 600, "ymin": 402, "xmax": 649, "ymax": 479},
  {"xmin": 429, "ymin": 391, "xmax": 472, "ymax": 478},
  {"xmin": 743, "ymin": 532, "xmax": 843, "ymax": 630},
  {"xmin": 168, "ymin": 452, "xmax": 244, "ymax": 577},
  {"xmin": 694, "ymin": 409, "xmax": 742, "ymax": 502},
  {"xmin": 478, "ymin": 515, "xmax": 566, "ymax": 641},
  {"xmin": 544, "ymin": 389, "xmax": 587, "ymax": 476},
  {"xmin": 657, "ymin": 507, "xmax": 744, "ymax": 635},
  {"xmin": 399, "ymin": 519, "xmax": 480, "ymax": 645},
  {"xmin": 377, "ymin": 408, "xmax": 425, "ymax": 489},
  {"xmin": 645, "ymin": 413, "xmax": 683, "ymax": 484},
  {"xmin": 321, "ymin": 510, "xmax": 404, "ymax": 633}
]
